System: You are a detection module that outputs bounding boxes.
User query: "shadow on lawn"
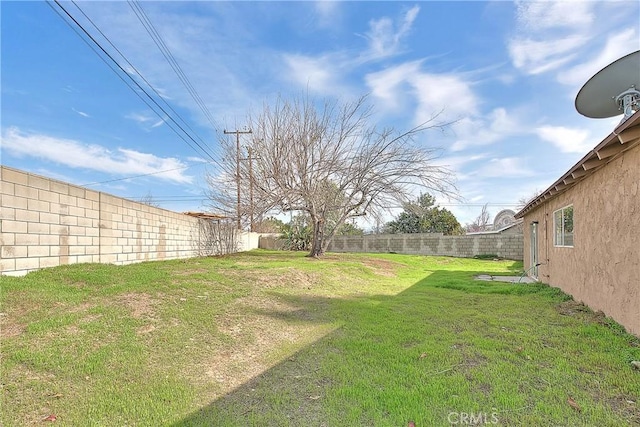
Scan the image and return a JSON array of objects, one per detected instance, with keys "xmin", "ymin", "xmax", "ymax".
[
  {"xmin": 174, "ymin": 271, "xmax": 542, "ymax": 427},
  {"xmin": 171, "ymin": 268, "xmax": 631, "ymax": 426}
]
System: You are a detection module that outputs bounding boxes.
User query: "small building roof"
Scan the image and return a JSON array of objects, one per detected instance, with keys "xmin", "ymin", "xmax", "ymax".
[
  {"xmin": 183, "ymin": 211, "xmax": 229, "ymax": 220},
  {"xmin": 515, "ymin": 111, "xmax": 640, "ymax": 218}
]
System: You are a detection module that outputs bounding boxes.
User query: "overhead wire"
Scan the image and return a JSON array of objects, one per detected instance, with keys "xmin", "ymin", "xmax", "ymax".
[
  {"xmin": 67, "ymin": 0, "xmax": 220, "ymax": 163},
  {"xmin": 80, "ymin": 162, "xmax": 208, "ymax": 186},
  {"xmin": 121, "ymin": 198, "xmax": 520, "ymax": 207},
  {"xmin": 127, "ymin": 0, "xmax": 221, "ymax": 134},
  {"xmin": 47, "ymin": 0, "xmax": 221, "ymax": 167}
]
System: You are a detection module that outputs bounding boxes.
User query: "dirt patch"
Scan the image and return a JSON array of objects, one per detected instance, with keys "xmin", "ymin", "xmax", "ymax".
[
  {"xmin": 360, "ymin": 258, "xmax": 401, "ymax": 277},
  {"xmin": 136, "ymin": 324, "xmax": 157, "ymax": 334},
  {"xmin": 606, "ymin": 395, "xmax": 640, "ymax": 424},
  {"xmin": 173, "ymin": 268, "xmax": 209, "ymax": 276},
  {"xmin": 0, "ymin": 318, "xmax": 26, "ymax": 338},
  {"xmin": 476, "ymin": 383, "xmax": 492, "ymax": 396},
  {"xmin": 234, "ymin": 268, "xmax": 321, "ymax": 290},
  {"xmin": 0, "ymin": 293, "xmax": 40, "ymax": 339},
  {"xmin": 3, "ymin": 364, "xmax": 59, "ymax": 426},
  {"xmin": 116, "ymin": 293, "xmax": 157, "ymax": 319},
  {"xmin": 69, "ymin": 281, "xmax": 89, "ymax": 289},
  {"xmin": 556, "ymin": 300, "xmax": 591, "ymax": 316},
  {"xmin": 67, "ymin": 302, "xmax": 95, "ymax": 313},
  {"xmin": 320, "ymin": 254, "xmax": 401, "ymax": 277},
  {"xmin": 79, "ymin": 314, "xmax": 102, "ymax": 323},
  {"xmin": 556, "ymin": 300, "xmax": 613, "ymax": 326},
  {"xmin": 65, "ymin": 325, "xmax": 82, "ymax": 335}
]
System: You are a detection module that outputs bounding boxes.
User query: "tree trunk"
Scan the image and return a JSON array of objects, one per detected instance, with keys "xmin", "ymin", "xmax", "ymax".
[{"xmin": 308, "ymin": 218, "xmax": 325, "ymax": 257}]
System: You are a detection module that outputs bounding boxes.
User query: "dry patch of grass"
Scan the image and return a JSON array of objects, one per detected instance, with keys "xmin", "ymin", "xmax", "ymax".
[
  {"xmin": 116, "ymin": 292, "xmax": 158, "ymax": 319},
  {"xmin": 0, "ymin": 314, "xmax": 25, "ymax": 338}
]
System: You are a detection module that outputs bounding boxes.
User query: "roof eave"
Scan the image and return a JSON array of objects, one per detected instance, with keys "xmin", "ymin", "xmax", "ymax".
[{"xmin": 515, "ymin": 111, "xmax": 640, "ymax": 219}]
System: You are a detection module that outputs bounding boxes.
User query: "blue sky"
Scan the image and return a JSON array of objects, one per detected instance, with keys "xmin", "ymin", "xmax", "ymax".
[{"xmin": 2, "ymin": 1, "xmax": 639, "ymax": 227}]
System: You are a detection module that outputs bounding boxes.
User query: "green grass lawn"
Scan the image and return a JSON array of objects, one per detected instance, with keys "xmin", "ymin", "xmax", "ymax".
[{"xmin": 1, "ymin": 251, "xmax": 638, "ymax": 426}]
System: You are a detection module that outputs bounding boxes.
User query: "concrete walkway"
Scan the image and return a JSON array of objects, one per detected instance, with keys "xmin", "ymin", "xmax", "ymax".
[{"xmin": 474, "ymin": 274, "xmax": 537, "ymax": 284}]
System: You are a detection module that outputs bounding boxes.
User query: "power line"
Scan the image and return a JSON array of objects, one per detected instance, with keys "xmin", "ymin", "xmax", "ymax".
[
  {"xmin": 67, "ymin": 0, "xmax": 218, "ymax": 162},
  {"xmin": 80, "ymin": 163, "xmax": 206, "ymax": 186},
  {"xmin": 120, "ymin": 197, "xmax": 521, "ymax": 207},
  {"xmin": 47, "ymin": 0, "xmax": 220, "ymax": 165},
  {"xmin": 127, "ymin": 0, "xmax": 220, "ymax": 134}
]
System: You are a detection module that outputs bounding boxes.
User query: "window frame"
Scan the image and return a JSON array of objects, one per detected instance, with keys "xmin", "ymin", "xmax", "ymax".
[{"xmin": 553, "ymin": 204, "xmax": 574, "ymax": 248}]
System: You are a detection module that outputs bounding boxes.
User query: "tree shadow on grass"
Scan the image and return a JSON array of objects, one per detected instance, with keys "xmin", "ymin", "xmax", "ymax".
[{"xmin": 172, "ymin": 269, "xmax": 637, "ymax": 427}]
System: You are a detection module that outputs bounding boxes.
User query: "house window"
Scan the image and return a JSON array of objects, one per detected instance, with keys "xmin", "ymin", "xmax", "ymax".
[{"xmin": 553, "ymin": 205, "xmax": 573, "ymax": 247}]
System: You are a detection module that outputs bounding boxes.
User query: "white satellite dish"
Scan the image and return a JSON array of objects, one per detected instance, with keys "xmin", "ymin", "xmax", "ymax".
[{"xmin": 575, "ymin": 50, "xmax": 640, "ymax": 121}]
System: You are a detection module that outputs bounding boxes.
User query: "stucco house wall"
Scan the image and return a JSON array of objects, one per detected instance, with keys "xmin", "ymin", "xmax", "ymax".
[{"xmin": 520, "ymin": 126, "xmax": 640, "ymax": 335}]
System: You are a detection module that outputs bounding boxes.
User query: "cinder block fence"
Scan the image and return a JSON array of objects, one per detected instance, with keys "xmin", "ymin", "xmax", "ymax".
[
  {"xmin": 259, "ymin": 233, "xmax": 524, "ymax": 260},
  {"xmin": 0, "ymin": 166, "xmax": 256, "ymax": 276},
  {"xmin": 326, "ymin": 233, "xmax": 523, "ymax": 260}
]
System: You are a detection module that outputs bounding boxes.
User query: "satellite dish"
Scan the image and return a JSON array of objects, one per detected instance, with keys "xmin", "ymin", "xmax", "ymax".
[{"xmin": 575, "ymin": 50, "xmax": 640, "ymax": 120}]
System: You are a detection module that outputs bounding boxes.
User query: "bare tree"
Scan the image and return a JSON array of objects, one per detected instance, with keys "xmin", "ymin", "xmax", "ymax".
[
  {"xmin": 516, "ymin": 189, "xmax": 543, "ymax": 211},
  {"xmin": 139, "ymin": 191, "xmax": 160, "ymax": 208},
  {"xmin": 196, "ymin": 218, "xmax": 238, "ymax": 256},
  {"xmin": 207, "ymin": 94, "xmax": 457, "ymax": 257},
  {"xmin": 466, "ymin": 203, "xmax": 491, "ymax": 233}
]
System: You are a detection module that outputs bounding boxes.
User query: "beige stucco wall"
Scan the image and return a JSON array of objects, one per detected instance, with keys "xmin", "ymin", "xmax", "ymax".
[
  {"xmin": 522, "ymin": 144, "xmax": 640, "ymax": 335},
  {"xmin": 0, "ymin": 166, "xmax": 260, "ymax": 276}
]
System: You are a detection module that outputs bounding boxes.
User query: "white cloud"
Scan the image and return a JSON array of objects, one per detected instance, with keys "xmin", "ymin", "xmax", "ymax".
[
  {"xmin": 186, "ymin": 156, "xmax": 208, "ymax": 163},
  {"xmin": 514, "ymin": 0, "xmax": 594, "ymax": 31},
  {"xmin": 434, "ymin": 153, "xmax": 488, "ymax": 171},
  {"xmin": 557, "ymin": 28, "xmax": 639, "ymax": 87},
  {"xmin": 366, "ymin": 62, "xmax": 531, "ymax": 152},
  {"xmin": 412, "ymin": 73, "xmax": 478, "ymax": 125},
  {"xmin": 474, "ymin": 157, "xmax": 534, "ymax": 178},
  {"xmin": 126, "ymin": 111, "xmax": 166, "ymax": 130},
  {"xmin": 363, "ymin": 5, "xmax": 419, "ymax": 59},
  {"xmin": 151, "ymin": 119, "xmax": 165, "ymax": 128},
  {"xmin": 535, "ymin": 125, "xmax": 592, "ymax": 153},
  {"xmin": 1, "ymin": 127, "xmax": 193, "ymax": 184},
  {"xmin": 508, "ymin": 1, "xmax": 594, "ymax": 75},
  {"xmin": 70, "ymin": 3, "xmax": 265, "ymax": 127},
  {"xmin": 508, "ymin": 0, "xmax": 638, "ymax": 85},
  {"xmin": 282, "ymin": 54, "xmax": 338, "ymax": 95},
  {"xmin": 125, "ymin": 111, "xmax": 156, "ymax": 124},
  {"xmin": 365, "ymin": 61, "xmax": 479, "ymax": 125},
  {"xmin": 508, "ymin": 36, "xmax": 586, "ymax": 75},
  {"xmin": 283, "ymin": 6, "xmax": 422, "ymax": 97},
  {"xmin": 72, "ymin": 108, "xmax": 90, "ymax": 118},
  {"xmin": 314, "ymin": 1, "xmax": 340, "ymax": 28},
  {"xmin": 450, "ymin": 107, "xmax": 524, "ymax": 152},
  {"xmin": 365, "ymin": 61, "xmax": 421, "ymax": 111}
]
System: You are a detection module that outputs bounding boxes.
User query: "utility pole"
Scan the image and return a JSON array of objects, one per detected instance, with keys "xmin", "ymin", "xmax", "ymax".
[
  {"xmin": 240, "ymin": 146, "xmax": 260, "ymax": 232},
  {"xmin": 248, "ymin": 147, "xmax": 255, "ymax": 232},
  {"xmin": 224, "ymin": 128, "xmax": 252, "ymax": 229}
]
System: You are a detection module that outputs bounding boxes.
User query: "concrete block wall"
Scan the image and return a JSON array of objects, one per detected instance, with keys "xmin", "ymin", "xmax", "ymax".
[
  {"xmin": 1, "ymin": 167, "xmax": 101, "ymax": 274},
  {"xmin": 97, "ymin": 192, "xmax": 198, "ymax": 265},
  {"xmin": 257, "ymin": 234, "xmax": 288, "ymax": 251},
  {"xmin": 327, "ymin": 233, "xmax": 523, "ymax": 260},
  {"xmin": 1, "ymin": 166, "xmax": 258, "ymax": 276}
]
